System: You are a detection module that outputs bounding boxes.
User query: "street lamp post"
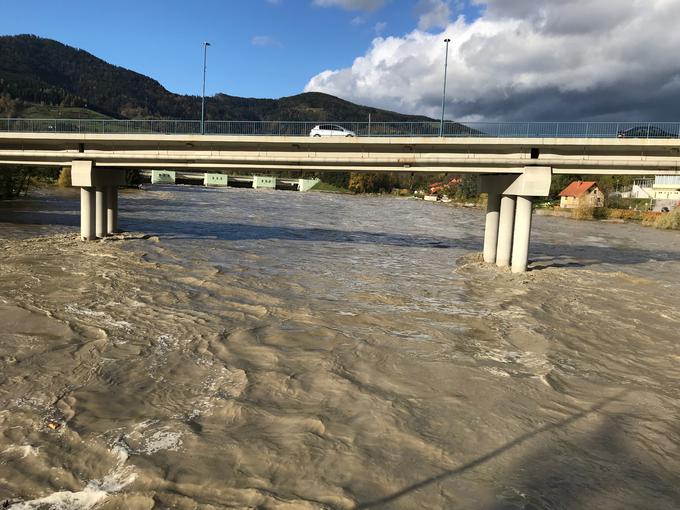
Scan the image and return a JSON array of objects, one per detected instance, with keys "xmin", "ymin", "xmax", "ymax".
[
  {"xmin": 201, "ymin": 41, "xmax": 211, "ymax": 135},
  {"xmin": 439, "ymin": 38, "xmax": 451, "ymax": 137}
]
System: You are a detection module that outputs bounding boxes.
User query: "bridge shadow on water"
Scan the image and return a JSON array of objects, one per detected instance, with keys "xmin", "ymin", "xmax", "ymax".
[
  {"xmin": 352, "ymin": 390, "xmax": 680, "ymax": 509},
  {"xmin": 2, "ymin": 203, "xmax": 680, "ymax": 268},
  {"xmin": 139, "ymin": 218, "xmax": 465, "ymax": 250}
]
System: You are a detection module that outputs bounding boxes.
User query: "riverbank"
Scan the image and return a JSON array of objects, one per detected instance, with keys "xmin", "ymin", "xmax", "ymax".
[
  {"xmin": 417, "ymin": 194, "xmax": 680, "ymax": 231},
  {"xmin": 535, "ymin": 205, "xmax": 680, "ymax": 230}
]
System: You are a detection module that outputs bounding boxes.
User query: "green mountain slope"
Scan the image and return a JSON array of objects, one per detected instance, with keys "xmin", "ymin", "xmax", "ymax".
[{"xmin": 0, "ymin": 34, "xmax": 433, "ymax": 122}]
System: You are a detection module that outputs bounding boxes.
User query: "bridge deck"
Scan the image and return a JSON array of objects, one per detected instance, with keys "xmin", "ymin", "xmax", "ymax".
[{"xmin": 1, "ymin": 132, "xmax": 679, "ymax": 175}]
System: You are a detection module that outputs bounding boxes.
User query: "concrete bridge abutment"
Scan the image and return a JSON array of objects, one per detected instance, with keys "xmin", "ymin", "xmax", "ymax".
[
  {"xmin": 71, "ymin": 161, "xmax": 126, "ymax": 240},
  {"xmin": 480, "ymin": 167, "xmax": 552, "ymax": 273}
]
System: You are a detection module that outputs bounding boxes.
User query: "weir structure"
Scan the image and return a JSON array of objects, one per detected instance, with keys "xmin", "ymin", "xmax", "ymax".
[
  {"xmin": 2, "ymin": 124, "xmax": 680, "ymax": 272},
  {"xmin": 145, "ymin": 170, "xmax": 320, "ymax": 191}
]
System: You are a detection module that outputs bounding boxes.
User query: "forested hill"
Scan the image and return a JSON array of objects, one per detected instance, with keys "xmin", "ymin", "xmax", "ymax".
[{"xmin": 0, "ymin": 34, "xmax": 432, "ymax": 122}]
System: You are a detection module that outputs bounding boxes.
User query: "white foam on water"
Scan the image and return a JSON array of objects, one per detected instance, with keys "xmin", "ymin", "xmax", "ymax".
[
  {"xmin": 482, "ymin": 366, "xmax": 512, "ymax": 377},
  {"xmin": 10, "ymin": 446, "xmax": 136, "ymax": 510},
  {"xmin": 64, "ymin": 305, "xmax": 106, "ymax": 318},
  {"xmin": 64, "ymin": 305, "xmax": 133, "ymax": 329},
  {"xmin": 1, "ymin": 445, "xmax": 39, "ymax": 459},
  {"xmin": 139, "ymin": 430, "xmax": 183, "ymax": 454}
]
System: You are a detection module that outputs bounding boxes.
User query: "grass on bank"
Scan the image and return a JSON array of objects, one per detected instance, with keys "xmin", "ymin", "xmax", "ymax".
[
  {"xmin": 310, "ymin": 181, "xmax": 351, "ymax": 193},
  {"xmin": 654, "ymin": 207, "xmax": 680, "ymax": 230},
  {"xmin": 569, "ymin": 203, "xmax": 680, "ymax": 230}
]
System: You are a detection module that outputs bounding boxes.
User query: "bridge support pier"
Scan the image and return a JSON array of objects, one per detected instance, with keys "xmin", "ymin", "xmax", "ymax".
[
  {"xmin": 511, "ymin": 196, "xmax": 533, "ymax": 273},
  {"xmin": 71, "ymin": 161, "xmax": 126, "ymax": 240},
  {"xmin": 95, "ymin": 187, "xmax": 108, "ymax": 238},
  {"xmin": 107, "ymin": 186, "xmax": 119, "ymax": 234},
  {"xmin": 80, "ymin": 187, "xmax": 96, "ymax": 241},
  {"xmin": 496, "ymin": 195, "xmax": 516, "ymax": 268},
  {"xmin": 479, "ymin": 167, "xmax": 552, "ymax": 273},
  {"xmin": 483, "ymin": 191, "xmax": 501, "ymax": 263}
]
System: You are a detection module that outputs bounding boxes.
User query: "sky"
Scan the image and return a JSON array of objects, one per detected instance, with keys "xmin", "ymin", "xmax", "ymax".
[{"xmin": 2, "ymin": 0, "xmax": 680, "ymax": 121}]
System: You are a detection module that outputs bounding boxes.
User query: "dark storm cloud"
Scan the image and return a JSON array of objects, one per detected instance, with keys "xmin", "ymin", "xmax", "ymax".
[{"xmin": 306, "ymin": 0, "xmax": 680, "ymax": 121}]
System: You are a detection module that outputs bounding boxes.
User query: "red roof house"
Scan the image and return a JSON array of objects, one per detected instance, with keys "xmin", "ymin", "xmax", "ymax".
[{"xmin": 558, "ymin": 181, "xmax": 604, "ymax": 208}]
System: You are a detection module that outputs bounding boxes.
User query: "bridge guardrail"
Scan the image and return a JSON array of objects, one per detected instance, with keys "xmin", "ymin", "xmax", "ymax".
[{"xmin": 3, "ymin": 119, "xmax": 680, "ymax": 138}]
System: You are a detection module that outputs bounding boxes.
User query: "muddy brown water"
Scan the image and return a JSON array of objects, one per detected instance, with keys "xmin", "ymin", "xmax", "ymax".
[{"xmin": 0, "ymin": 186, "xmax": 679, "ymax": 509}]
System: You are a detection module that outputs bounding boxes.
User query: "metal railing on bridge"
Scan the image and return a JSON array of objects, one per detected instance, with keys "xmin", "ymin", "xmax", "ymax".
[{"xmin": 3, "ymin": 119, "xmax": 680, "ymax": 139}]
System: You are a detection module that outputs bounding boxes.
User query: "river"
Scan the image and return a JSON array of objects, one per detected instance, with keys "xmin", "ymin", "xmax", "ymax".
[{"xmin": 1, "ymin": 186, "xmax": 679, "ymax": 509}]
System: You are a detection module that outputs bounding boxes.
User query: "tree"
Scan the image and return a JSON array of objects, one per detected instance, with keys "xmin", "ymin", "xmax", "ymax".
[
  {"xmin": 0, "ymin": 168, "xmax": 31, "ymax": 199},
  {"xmin": 455, "ymin": 174, "xmax": 479, "ymax": 200},
  {"xmin": 549, "ymin": 174, "xmax": 578, "ymax": 199},
  {"xmin": 0, "ymin": 92, "xmax": 17, "ymax": 117},
  {"xmin": 320, "ymin": 172, "xmax": 350, "ymax": 189},
  {"xmin": 348, "ymin": 173, "xmax": 398, "ymax": 193}
]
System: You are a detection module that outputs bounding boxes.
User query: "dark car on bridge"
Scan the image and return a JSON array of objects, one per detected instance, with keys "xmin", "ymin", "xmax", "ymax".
[{"xmin": 616, "ymin": 126, "xmax": 679, "ymax": 138}]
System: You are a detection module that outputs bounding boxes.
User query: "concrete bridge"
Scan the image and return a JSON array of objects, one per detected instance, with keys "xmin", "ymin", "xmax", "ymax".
[{"xmin": 2, "ymin": 129, "xmax": 680, "ymax": 273}]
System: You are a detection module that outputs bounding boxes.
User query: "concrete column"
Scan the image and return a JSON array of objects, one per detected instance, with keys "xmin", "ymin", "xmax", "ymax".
[
  {"xmin": 95, "ymin": 187, "xmax": 108, "ymax": 238},
  {"xmin": 496, "ymin": 195, "xmax": 516, "ymax": 268},
  {"xmin": 80, "ymin": 187, "xmax": 96, "ymax": 241},
  {"xmin": 511, "ymin": 196, "xmax": 533, "ymax": 274},
  {"xmin": 483, "ymin": 191, "xmax": 502, "ymax": 263},
  {"xmin": 107, "ymin": 186, "xmax": 119, "ymax": 235}
]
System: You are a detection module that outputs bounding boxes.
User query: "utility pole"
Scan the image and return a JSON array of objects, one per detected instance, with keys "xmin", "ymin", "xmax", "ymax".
[
  {"xmin": 201, "ymin": 41, "xmax": 211, "ymax": 135},
  {"xmin": 439, "ymin": 38, "xmax": 451, "ymax": 137}
]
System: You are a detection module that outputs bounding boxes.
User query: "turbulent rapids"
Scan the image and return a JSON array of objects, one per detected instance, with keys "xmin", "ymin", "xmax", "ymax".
[{"xmin": 1, "ymin": 186, "xmax": 679, "ymax": 509}]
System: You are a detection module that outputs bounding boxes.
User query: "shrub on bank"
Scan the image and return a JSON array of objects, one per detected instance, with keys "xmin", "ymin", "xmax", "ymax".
[
  {"xmin": 391, "ymin": 188, "xmax": 412, "ymax": 197},
  {"xmin": 570, "ymin": 206, "xmax": 663, "ymax": 224},
  {"xmin": 559, "ymin": 203, "xmax": 678, "ymax": 230},
  {"xmin": 57, "ymin": 168, "xmax": 71, "ymax": 187},
  {"xmin": 606, "ymin": 196, "xmax": 652, "ymax": 210},
  {"xmin": 572, "ymin": 204, "xmax": 607, "ymax": 220},
  {"xmin": 654, "ymin": 207, "xmax": 680, "ymax": 230},
  {"xmin": 641, "ymin": 211, "xmax": 662, "ymax": 226},
  {"xmin": 607, "ymin": 208, "xmax": 642, "ymax": 220},
  {"xmin": 572, "ymin": 205, "xmax": 594, "ymax": 220}
]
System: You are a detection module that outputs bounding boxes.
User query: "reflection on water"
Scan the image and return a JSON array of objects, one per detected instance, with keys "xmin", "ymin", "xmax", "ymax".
[{"xmin": 1, "ymin": 186, "xmax": 679, "ymax": 509}]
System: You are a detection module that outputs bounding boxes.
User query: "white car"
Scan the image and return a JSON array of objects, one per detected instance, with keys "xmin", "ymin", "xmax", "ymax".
[{"xmin": 309, "ymin": 124, "xmax": 356, "ymax": 137}]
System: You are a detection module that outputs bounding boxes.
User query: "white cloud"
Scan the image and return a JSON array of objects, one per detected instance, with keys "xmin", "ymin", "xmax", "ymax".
[
  {"xmin": 374, "ymin": 21, "xmax": 387, "ymax": 35},
  {"xmin": 305, "ymin": 0, "xmax": 680, "ymax": 121},
  {"xmin": 416, "ymin": 0, "xmax": 451, "ymax": 31},
  {"xmin": 312, "ymin": 0, "xmax": 386, "ymax": 11}
]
